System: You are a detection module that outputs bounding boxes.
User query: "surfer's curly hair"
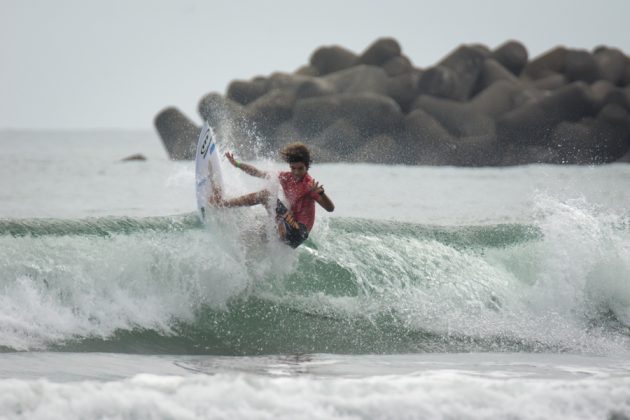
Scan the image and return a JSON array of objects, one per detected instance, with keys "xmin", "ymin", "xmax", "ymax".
[{"xmin": 280, "ymin": 142, "xmax": 312, "ymax": 169}]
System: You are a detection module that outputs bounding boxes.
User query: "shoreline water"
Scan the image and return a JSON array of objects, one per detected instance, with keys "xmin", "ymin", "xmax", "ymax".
[{"xmin": 0, "ymin": 352, "xmax": 628, "ymax": 419}]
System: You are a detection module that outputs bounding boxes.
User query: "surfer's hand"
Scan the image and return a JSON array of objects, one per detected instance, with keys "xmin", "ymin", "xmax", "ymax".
[
  {"xmin": 225, "ymin": 152, "xmax": 238, "ymax": 167},
  {"xmin": 310, "ymin": 180, "xmax": 325, "ymax": 195}
]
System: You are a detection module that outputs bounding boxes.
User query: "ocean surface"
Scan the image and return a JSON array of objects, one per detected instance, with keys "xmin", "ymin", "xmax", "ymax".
[{"xmin": 1, "ymin": 130, "xmax": 629, "ymax": 419}]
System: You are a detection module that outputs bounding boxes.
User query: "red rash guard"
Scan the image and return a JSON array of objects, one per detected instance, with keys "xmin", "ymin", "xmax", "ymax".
[{"xmin": 278, "ymin": 171, "xmax": 320, "ymax": 231}]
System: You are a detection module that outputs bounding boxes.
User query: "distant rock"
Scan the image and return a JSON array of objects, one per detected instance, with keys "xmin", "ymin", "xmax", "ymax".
[
  {"xmin": 594, "ymin": 47, "xmax": 628, "ymax": 84},
  {"xmin": 437, "ymin": 45, "xmax": 487, "ymax": 100},
  {"xmin": 310, "ymin": 45, "xmax": 357, "ymax": 76},
  {"xmin": 474, "ymin": 58, "xmax": 518, "ymax": 94},
  {"xmin": 154, "ymin": 107, "xmax": 199, "ymax": 160},
  {"xmin": 121, "ymin": 153, "xmax": 147, "ymax": 162},
  {"xmin": 227, "ymin": 78, "xmax": 269, "ymax": 106},
  {"xmin": 357, "ymin": 38, "xmax": 402, "ymax": 66},
  {"xmin": 154, "ymin": 38, "xmax": 630, "ymax": 166},
  {"xmin": 491, "ymin": 40, "xmax": 528, "ymax": 76},
  {"xmin": 497, "ymin": 82, "xmax": 596, "ymax": 146},
  {"xmin": 323, "ymin": 65, "xmax": 389, "ymax": 95}
]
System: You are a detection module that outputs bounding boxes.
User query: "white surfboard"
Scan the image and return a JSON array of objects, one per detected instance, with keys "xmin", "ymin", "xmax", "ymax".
[{"xmin": 195, "ymin": 121, "xmax": 224, "ymax": 222}]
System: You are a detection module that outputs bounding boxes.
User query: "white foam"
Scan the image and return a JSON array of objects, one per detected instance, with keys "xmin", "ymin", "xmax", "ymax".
[
  {"xmin": 0, "ymin": 228, "xmax": 253, "ymax": 350},
  {"xmin": 0, "ymin": 370, "xmax": 628, "ymax": 420}
]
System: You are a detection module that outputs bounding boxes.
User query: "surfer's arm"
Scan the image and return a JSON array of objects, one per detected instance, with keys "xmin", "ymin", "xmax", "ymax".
[
  {"xmin": 316, "ymin": 192, "xmax": 335, "ymax": 212},
  {"xmin": 225, "ymin": 152, "xmax": 269, "ymax": 179},
  {"xmin": 310, "ymin": 180, "xmax": 335, "ymax": 212}
]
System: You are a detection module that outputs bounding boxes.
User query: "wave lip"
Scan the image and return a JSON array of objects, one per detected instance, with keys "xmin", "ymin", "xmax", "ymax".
[
  {"xmin": 1, "ymin": 202, "xmax": 629, "ymax": 355},
  {"xmin": 0, "ymin": 213, "xmax": 200, "ymax": 237}
]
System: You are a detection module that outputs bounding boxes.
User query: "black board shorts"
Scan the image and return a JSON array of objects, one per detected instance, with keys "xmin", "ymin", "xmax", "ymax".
[{"xmin": 276, "ymin": 199, "xmax": 309, "ymax": 249}]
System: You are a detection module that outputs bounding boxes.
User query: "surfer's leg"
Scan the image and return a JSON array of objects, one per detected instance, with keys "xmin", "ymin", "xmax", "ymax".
[
  {"xmin": 276, "ymin": 217, "xmax": 308, "ymax": 248},
  {"xmin": 208, "ymin": 184, "xmax": 223, "ymax": 206},
  {"xmin": 274, "ymin": 199, "xmax": 308, "ymax": 247},
  {"xmin": 213, "ymin": 189, "xmax": 270, "ymax": 208},
  {"xmin": 277, "ymin": 219, "xmax": 287, "ymax": 239},
  {"xmin": 275, "ymin": 199, "xmax": 299, "ymax": 230}
]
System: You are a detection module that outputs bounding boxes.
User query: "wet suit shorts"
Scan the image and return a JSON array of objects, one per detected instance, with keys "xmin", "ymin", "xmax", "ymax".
[{"xmin": 276, "ymin": 199, "xmax": 309, "ymax": 249}]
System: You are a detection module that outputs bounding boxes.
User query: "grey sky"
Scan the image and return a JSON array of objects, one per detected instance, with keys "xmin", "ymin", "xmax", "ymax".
[{"xmin": 2, "ymin": 0, "xmax": 629, "ymax": 130}]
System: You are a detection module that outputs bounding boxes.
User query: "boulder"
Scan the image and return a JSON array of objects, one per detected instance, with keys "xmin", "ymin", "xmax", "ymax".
[
  {"xmin": 523, "ymin": 47, "xmax": 568, "ymax": 80},
  {"xmin": 227, "ymin": 77, "xmax": 269, "ymax": 105},
  {"xmin": 294, "ymin": 65, "xmax": 319, "ymax": 77},
  {"xmin": 266, "ymin": 72, "xmax": 313, "ymax": 91},
  {"xmin": 310, "ymin": 119, "xmax": 364, "ymax": 160},
  {"xmin": 529, "ymin": 73, "xmax": 567, "ymax": 91},
  {"xmin": 622, "ymin": 61, "xmax": 630, "ymax": 86},
  {"xmin": 564, "ymin": 49, "xmax": 599, "ymax": 83},
  {"xmin": 550, "ymin": 107, "xmax": 630, "ymax": 164},
  {"xmin": 306, "ymin": 144, "xmax": 339, "ymax": 164},
  {"xmin": 294, "ymin": 78, "xmax": 336, "ymax": 99},
  {"xmin": 323, "ymin": 65, "xmax": 389, "ymax": 95},
  {"xmin": 382, "ymin": 55, "xmax": 413, "ymax": 76},
  {"xmin": 417, "ymin": 65, "xmax": 460, "ymax": 99},
  {"xmin": 451, "ymin": 133, "xmax": 499, "ymax": 166},
  {"xmin": 593, "ymin": 47, "xmax": 627, "ymax": 85},
  {"xmin": 474, "ymin": 58, "xmax": 518, "ymax": 94},
  {"xmin": 352, "ymin": 134, "xmax": 398, "ymax": 164},
  {"xmin": 358, "ymin": 37, "xmax": 402, "ymax": 66},
  {"xmin": 412, "ymin": 95, "xmax": 495, "ymax": 137},
  {"xmin": 469, "ymin": 44, "xmax": 492, "ymax": 58},
  {"xmin": 273, "ymin": 121, "xmax": 302, "ymax": 152},
  {"xmin": 470, "ymin": 80, "xmax": 532, "ymax": 118},
  {"xmin": 293, "ymin": 93, "xmax": 404, "ymax": 137},
  {"xmin": 291, "ymin": 95, "xmax": 339, "ymax": 135},
  {"xmin": 550, "ymin": 120, "xmax": 594, "ymax": 163},
  {"xmin": 245, "ymin": 90, "xmax": 296, "ymax": 136},
  {"xmin": 386, "ymin": 71, "xmax": 420, "ymax": 113},
  {"xmin": 198, "ymin": 93, "xmax": 252, "ymax": 156},
  {"xmin": 198, "ymin": 92, "xmax": 245, "ymax": 128},
  {"xmin": 497, "ymin": 82, "xmax": 596, "ymax": 146},
  {"xmin": 591, "ymin": 81, "xmax": 630, "ymax": 112},
  {"xmin": 436, "ymin": 45, "xmax": 487, "ymax": 100},
  {"xmin": 154, "ymin": 107, "xmax": 199, "ymax": 160},
  {"xmin": 590, "ymin": 80, "xmax": 616, "ymax": 109},
  {"xmin": 598, "ymin": 103, "xmax": 630, "ymax": 128},
  {"xmin": 491, "ymin": 40, "xmax": 528, "ymax": 76},
  {"xmin": 600, "ymin": 86, "xmax": 630, "ymax": 112},
  {"xmin": 500, "ymin": 144, "xmax": 563, "ymax": 165},
  {"xmin": 617, "ymin": 150, "xmax": 630, "ymax": 163},
  {"xmin": 401, "ymin": 108, "xmax": 455, "ymax": 165},
  {"xmin": 274, "ymin": 122, "xmax": 341, "ymax": 163},
  {"xmin": 309, "ymin": 45, "xmax": 357, "ymax": 76}
]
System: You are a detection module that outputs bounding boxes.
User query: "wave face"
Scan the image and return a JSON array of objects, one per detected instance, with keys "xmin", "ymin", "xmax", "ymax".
[{"xmin": 1, "ymin": 197, "xmax": 629, "ymax": 355}]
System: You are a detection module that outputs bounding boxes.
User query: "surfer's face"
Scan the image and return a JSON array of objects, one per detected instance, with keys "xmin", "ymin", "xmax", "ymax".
[{"xmin": 289, "ymin": 162, "xmax": 307, "ymax": 180}]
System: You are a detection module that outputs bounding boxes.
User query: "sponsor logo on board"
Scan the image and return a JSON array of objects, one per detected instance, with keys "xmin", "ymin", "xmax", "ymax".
[{"xmin": 200, "ymin": 130, "xmax": 211, "ymax": 158}]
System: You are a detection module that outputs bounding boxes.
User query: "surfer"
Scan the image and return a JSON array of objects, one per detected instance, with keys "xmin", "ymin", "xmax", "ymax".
[{"xmin": 209, "ymin": 142, "xmax": 335, "ymax": 248}]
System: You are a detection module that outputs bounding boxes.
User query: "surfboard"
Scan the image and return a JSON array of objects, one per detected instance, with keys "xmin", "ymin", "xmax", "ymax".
[{"xmin": 195, "ymin": 121, "xmax": 224, "ymax": 222}]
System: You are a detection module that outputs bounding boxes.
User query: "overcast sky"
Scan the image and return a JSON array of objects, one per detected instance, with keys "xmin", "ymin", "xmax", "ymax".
[{"xmin": 2, "ymin": 0, "xmax": 630, "ymax": 130}]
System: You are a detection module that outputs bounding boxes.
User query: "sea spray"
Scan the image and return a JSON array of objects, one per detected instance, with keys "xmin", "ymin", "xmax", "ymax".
[
  {"xmin": 1, "ymin": 205, "xmax": 628, "ymax": 354},
  {"xmin": 532, "ymin": 194, "xmax": 630, "ymax": 333}
]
